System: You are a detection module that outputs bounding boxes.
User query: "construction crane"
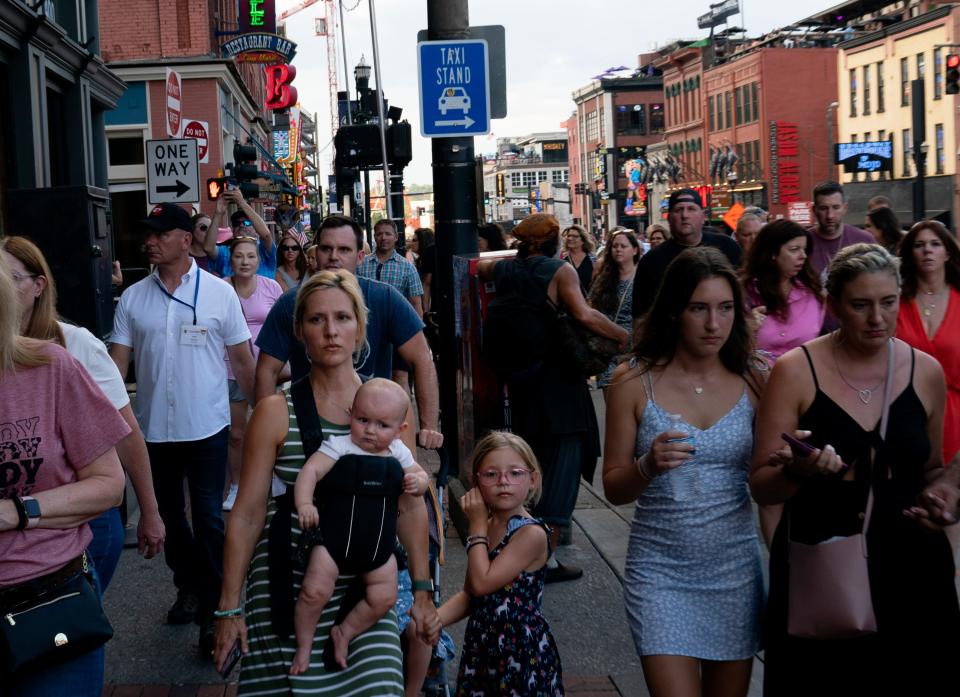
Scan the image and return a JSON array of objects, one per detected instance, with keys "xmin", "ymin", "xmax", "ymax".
[{"xmin": 278, "ymin": 0, "xmax": 339, "ymax": 159}]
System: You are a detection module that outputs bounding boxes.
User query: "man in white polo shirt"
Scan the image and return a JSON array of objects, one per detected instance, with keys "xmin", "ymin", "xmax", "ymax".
[{"xmin": 109, "ymin": 203, "xmax": 255, "ymax": 657}]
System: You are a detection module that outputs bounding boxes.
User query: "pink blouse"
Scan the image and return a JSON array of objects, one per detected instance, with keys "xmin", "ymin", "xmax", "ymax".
[{"xmin": 747, "ymin": 279, "xmax": 825, "ymax": 360}]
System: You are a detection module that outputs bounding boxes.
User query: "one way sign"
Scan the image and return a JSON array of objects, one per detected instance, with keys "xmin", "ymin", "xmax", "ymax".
[{"xmin": 146, "ymin": 138, "xmax": 200, "ymax": 204}]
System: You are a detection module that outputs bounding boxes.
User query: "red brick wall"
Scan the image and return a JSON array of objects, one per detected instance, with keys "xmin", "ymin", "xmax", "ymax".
[{"xmin": 100, "ymin": 0, "xmax": 213, "ymax": 62}]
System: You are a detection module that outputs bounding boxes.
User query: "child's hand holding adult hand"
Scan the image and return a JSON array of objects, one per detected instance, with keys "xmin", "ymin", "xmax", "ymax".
[{"xmin": 461, "ymin": 487, "xmax": 489, "ymax": 536}]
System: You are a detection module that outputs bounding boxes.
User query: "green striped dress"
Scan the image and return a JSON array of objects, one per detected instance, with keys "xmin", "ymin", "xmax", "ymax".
[{"xmin": 238, "ymin": 388, "xmax": 404, "ymax": 696}]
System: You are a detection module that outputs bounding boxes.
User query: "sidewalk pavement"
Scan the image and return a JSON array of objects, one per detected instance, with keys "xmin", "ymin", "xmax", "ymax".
[{"xmin": 104, "ymin": 432, "xmax": 650, "ymax": 696}]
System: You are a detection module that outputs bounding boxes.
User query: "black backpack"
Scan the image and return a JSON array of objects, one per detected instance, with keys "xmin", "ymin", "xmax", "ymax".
[{"xmin": 482, "ymin": 257, "xmax": 556, "ymax": 381}]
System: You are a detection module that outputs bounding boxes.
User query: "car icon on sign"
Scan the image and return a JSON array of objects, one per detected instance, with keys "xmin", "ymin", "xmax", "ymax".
[{"xmin": 439, "ymin": 87, "xmax": 470, "ymax": 115}]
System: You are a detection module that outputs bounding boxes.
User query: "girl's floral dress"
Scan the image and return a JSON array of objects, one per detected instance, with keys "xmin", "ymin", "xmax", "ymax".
[{"xmin": 456, "ymin": 516, "xmax": 564, "ymax": 696}]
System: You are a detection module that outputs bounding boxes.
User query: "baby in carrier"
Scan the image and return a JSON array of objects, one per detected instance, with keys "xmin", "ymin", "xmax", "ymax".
[{"xmin": 291, "ymin": 378, "xmax": 428, "ymax": 674}]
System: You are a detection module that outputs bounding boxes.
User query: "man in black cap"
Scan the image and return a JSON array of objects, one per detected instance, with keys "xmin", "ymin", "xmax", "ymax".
[
  {"xmin": 631, "ymin": 188, "xmax": 741, "ymax": 325},
  {"xmin": 109, "ymin": 202, "xmax": 256, "ymax": 657}
]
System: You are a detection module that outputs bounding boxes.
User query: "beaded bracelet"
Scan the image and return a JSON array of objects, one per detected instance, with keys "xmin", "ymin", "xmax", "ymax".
[
  {"xmin": 465, "ymin": 534, "xmax": 488, "ymax": 546},
  {"xmin": 213, "ymin": 607, "xmax": 244, "ymax": 619},
  {"xmin": 465, "ymin": 539, "xmax": 489, "ymax": 553}
]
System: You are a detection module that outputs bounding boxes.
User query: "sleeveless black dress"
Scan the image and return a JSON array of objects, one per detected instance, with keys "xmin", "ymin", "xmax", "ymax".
[{"xmin": 764, "ymin": 347, "xmax": 960, "ymax": 696}]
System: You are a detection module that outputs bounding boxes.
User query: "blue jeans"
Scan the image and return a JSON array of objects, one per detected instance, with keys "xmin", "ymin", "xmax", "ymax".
[
  {"xmin": 87, "ymin": 507, "xmax": 123, "ymax": 593},
  {"xmin": 2, "ymin": 568, "xmax": 105, "ymax": 697},
  {"xmin": 146, "ymin": 427, "xmax": 229, "ymax": 617}
]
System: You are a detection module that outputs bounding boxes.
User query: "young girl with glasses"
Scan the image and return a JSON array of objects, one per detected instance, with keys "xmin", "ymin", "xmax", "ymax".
[{"xmin": 438, "ymin": 432, "xmax": 564, "ymax": 696}]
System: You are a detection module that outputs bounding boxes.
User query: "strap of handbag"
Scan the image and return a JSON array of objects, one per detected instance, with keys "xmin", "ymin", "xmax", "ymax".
[{"xmin": 788, "ymin": 338, "xmax": 895, "ymax": 544}]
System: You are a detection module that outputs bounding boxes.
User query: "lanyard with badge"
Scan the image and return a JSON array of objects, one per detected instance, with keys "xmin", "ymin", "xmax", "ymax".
[{"xmin": 154, "ymin": 272, "xmax": 208, "ymax": 347}]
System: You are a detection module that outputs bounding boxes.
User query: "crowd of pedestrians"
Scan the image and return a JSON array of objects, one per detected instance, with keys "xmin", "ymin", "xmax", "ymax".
[{"xmin": 2, "ymin": 178, "xmax": 960, "ymax": 697}]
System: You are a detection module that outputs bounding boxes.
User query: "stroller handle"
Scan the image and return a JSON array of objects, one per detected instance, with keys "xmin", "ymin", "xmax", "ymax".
[{"xmin": 433, "ymin": 445, "xmax": 451, "ymax": 490}]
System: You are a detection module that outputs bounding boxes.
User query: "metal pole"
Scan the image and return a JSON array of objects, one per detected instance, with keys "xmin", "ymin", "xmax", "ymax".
[
  {"xmin": 338, "ymin": 0, "xmax": 352, "ymax": 126},
  {"xmin": 428, "ymin": 0, "xmax": 477, "ymax": 474},
  {"xmin": 911, "ymin": 78, "xmax": 926, "ymax": 222},
  {"xmin": 368, "ymin": 0, "xmax": 392, "ymax": 221},
  {"xmin": 363, "ymin": 168, "xmax": 372, "ymax": 245}
]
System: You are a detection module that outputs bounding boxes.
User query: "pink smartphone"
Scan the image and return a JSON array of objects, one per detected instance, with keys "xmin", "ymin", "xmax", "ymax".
[{"xmin": 781, "ymin": 432, "xmax": 815, "ymax": 456}]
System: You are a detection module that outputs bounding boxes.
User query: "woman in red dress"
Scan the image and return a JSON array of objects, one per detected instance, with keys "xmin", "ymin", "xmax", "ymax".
[{"xmin": 896, "ymin": 220, "xmax": 960, "ymax": 465}]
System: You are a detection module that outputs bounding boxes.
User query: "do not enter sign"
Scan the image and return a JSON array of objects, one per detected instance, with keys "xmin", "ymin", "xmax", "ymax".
[
  {"xmin": 165, "ymin": 68, "xmax": 182, "ymax": 138},
  {"xmin": 183, "ymin": 119, "xmax": 209, "ymax": 163}
]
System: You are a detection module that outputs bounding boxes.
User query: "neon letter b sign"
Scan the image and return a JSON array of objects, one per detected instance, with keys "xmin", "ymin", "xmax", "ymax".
[{"xmin": 266, "ymin": 64, "xmax": 298, "ymax": 110}]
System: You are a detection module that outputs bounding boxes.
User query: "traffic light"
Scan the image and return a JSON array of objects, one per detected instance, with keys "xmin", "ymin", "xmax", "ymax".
[
  {"xmin": 206, "ymin": 177, "xmax": 234, "ymax": 200},
  {"xmin": 947, "ymin": 54, "xmax": 960, "ymax": 95},
  {"xmin": 230, "ymin": 141, "xmax": 260, "ymax": 200}
]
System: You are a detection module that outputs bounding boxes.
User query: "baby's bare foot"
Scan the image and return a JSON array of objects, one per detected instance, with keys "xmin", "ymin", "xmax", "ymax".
[
  {"xmin": 330, "ymin": 625, "xmax": 350, "ymax": 669},
  {"xmin": 290, "ymin": 647, "xmax": 311, "ymax": 675}
]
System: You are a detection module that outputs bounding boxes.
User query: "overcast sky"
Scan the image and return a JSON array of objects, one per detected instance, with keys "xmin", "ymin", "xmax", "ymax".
[{"xmin": 278, "ymin": 0, "xmax": 833, "ymax": 186}]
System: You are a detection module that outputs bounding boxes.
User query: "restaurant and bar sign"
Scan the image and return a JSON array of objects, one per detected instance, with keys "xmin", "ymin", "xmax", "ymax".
[{"xmin": 834, "ymin": 140, "xmax": 893, "ymax": 173}]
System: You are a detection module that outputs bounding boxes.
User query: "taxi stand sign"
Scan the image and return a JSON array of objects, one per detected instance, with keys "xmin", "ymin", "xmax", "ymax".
[{"xmin": 417, "ymin": 39, "xmax": 490, "ymax": 138}]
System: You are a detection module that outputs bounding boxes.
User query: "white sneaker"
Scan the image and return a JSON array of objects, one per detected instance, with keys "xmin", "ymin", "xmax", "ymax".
[{"xmin": 222, "ymin": 483, "xmax": 239, "ymax": 511}]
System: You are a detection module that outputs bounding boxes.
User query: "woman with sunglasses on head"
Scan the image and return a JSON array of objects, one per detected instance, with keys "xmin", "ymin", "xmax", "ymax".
[
  {"xmin": 222, "ymin": 237, "xmax": 284, "ymax": 511},
  {"xmin": 562, "ymin": 224, "xmax": 598, "ymax": 296},
  {"xmin": 275, "ymin": 233, "xmax": 307, "ymax": 293},
  {"xmin": 895, "ymin": 220, "xmax": 960, "ymax": 467}
]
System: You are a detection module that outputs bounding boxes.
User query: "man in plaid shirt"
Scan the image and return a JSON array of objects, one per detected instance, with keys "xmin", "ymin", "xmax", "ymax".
[{"xmin": 358, "ymin": 219, "xmax": 425, "ymax": 387}]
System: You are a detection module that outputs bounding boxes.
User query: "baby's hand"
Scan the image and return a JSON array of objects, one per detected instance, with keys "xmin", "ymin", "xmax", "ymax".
[
  {"xmin": 298, "ymin": 504, "xmax": 319, "ymax": 530},
  {"xmin": 403, "ymin": 470, "xmax": 428, "ymax": 497}
]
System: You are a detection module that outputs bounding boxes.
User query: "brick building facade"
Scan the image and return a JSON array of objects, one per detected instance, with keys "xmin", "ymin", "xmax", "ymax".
[{"xmin": 98, "ymin": 0, "xmax": 271, "ymax": 280}]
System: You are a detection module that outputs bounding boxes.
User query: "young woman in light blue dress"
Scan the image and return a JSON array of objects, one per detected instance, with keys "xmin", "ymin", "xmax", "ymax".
[{"xmin": 603, "ymin": 247, "xmax": 765, "ymax": 697}]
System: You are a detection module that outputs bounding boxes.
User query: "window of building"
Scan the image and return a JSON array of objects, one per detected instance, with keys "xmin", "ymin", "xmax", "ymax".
[
  {"xmin": 735, "ymin": 86, "xmax": 743, "ymax": 125},
  {"xmin": 708, "ymin": 95, "xmax": 715, "ymax": 131},
  {"xmin": 850, "ymin": 69, "xmax": 857, "ymax": 116},
  {"xmin": 615, "ymin": 104, "xmax": 646, "ymax": 136},
  {"xmin": 936, "ymin": 123, "xmax": 945, "ymax": 174},
  {"xmin": 537, "ymin": 170, "xmax": 548, "ymax": 183},
  {"xmin": 46, "ymin": 80, "xmax": 68, "ymax": 187},
  {"xmin": 902, "ymin": 128, "xmax": 911, "ymax": 176},
  {"xmin": 650, "ymin": 103, "xmax": 665, "ymax": 133},
  {"xmin": 754, "ymin": 140, "xmax": 762, "ymax": 179},
  {"xmin": 585, "ymin": 110, "xmax": 599, "ymax": 141},
  {"xmin": 724, "ymin": 91, "xmax": 731, "ymax": 129},
  {"xmin": 551, "ymin": 169, "xmax": 569, "ymax": 183},
  {"xmin": 877, "ymin": 62, "xmax": 885, "ymax": 112},
  {"xmin": 108, "ymin": 135, "xmax": 145, "ymax": 166},
  {"xmin": 863, "ymin": 66, "xmax": 871, "ymax": 115},
  {"xmin": 901, "ymin": 57, "xmax": 909, "ymax": 106},
  {"xmin": 917, "ymin": 52, "xmax": 926, "ymax": 81},
  {"xmin": 934, "ymin": 48, "xmax": 943, "ymax": 100},
  {"xmin": 751, "ymin": 83, "xmax": 758, "ymax": 123},
  {"xmin": 510, "ymin": 172, "xmax": 521, "ymax": 187},
  {"xmin": 521, "ymin": 171, "xmax": 537, "ymax": 187}
]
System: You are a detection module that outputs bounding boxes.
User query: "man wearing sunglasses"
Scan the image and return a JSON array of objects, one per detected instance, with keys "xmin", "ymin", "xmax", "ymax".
[{"xmin": 202, "ymin": 189, "xmax": 277, "ymax": 279}]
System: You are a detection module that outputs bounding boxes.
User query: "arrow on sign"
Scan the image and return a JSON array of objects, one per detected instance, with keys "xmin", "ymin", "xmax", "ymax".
[
  {"xmin": 434, "ymin": 115, "xmax": 475, "ymax": 129},
  {"xmin": 156, "ymin": 180, "xmax": 191, "ymax": 198}
]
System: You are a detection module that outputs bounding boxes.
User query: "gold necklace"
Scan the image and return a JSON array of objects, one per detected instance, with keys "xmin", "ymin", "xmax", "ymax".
[{"xmin": 920, "ymin": 287, "xmax": 946, "ymax": 317}]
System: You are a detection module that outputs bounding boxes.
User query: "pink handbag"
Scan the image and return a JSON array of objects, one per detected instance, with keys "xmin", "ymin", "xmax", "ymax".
[{"xmin": 786, "ymin": 340, "xmax": 894, "ymax": 640}]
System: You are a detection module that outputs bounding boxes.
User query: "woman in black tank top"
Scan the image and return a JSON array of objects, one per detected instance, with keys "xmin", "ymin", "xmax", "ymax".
[{"xmin": 749, "ymin": 244, "xmax": 959, "ymax": 696}]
